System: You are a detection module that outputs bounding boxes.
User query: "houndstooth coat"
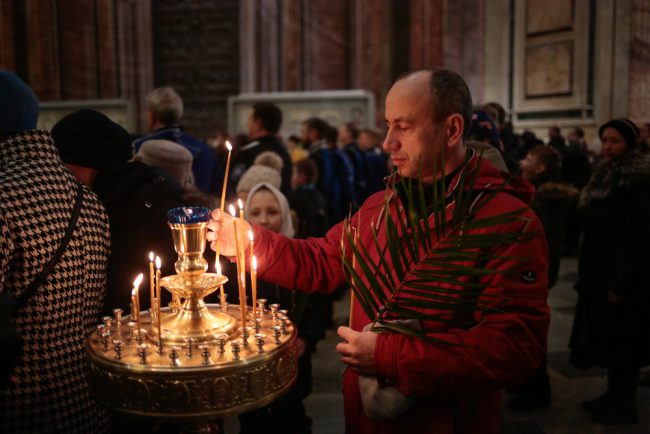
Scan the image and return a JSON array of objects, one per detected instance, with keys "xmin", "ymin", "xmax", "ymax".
[{"xmin": 0, "ymin": 130, "xmax": 111, "ymax": 433}]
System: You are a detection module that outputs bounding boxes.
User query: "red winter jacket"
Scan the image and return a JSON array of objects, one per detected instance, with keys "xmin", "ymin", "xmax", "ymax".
[{"xmin": 254, "ymin": 153, "xmax": 550, "ymax": 433}]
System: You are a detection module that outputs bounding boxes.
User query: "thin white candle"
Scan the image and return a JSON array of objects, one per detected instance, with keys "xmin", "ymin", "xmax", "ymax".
[
  {"xmin": 148, "ymin": 252, "xmax": 155, "ymax": 321},
  {"xmin": 216, "ymin": 257, "xmax": 226, "ymax": 307},
  {"xmin": 230, "ymin": 204, "xmax": 247, "ymax": 326},
  {"xmin": 155, "ymin": 256, "xmax": 162, "ymax": 341},
  {"xmin": 219, "ymin": 141, "xmax": 233, "ymax": 212},
  {"xmin": 252, "ymin": 255, "xmax": 257, "ymax": 318}
]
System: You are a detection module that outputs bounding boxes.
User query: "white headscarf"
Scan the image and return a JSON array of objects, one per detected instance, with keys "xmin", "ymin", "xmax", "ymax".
[{"xmin": 245, "ymin": 182, "xmax": 295, "ymax": 238}]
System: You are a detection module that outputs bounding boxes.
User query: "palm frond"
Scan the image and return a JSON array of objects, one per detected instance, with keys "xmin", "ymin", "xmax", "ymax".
[{"xmin": 341, "ymin": 149, "xmax": 536, "ymax": 342}]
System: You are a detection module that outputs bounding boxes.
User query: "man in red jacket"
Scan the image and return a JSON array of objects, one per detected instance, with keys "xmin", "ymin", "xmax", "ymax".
[{"xmin": 207, "ymin": 68, "xmax": 549, "ymax": 434}]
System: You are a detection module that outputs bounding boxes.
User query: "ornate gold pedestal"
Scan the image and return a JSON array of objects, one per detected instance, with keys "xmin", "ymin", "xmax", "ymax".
[{"xmin": 86, "ymin": 306, "xmax": 297, "ymax": 419}]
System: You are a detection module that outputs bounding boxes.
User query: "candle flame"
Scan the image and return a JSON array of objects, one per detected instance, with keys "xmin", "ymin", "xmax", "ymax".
[
  {"xmin": 229, "ymin": 204, "xmax": 236, "ymax": 217},
  {"xmin": 248, "ymin": 230, "xmax": 254, "ymax": 242},
  {"xmin": 237, "ymin": 198, "xmax": 244, "ymax": 210},
  {"xmin": 149, "ymin": 251, "xmax": 154, "ymax": 262},
  {"xmin": 216, "ymin": 258, "xmax": 222, "ymax": 275},
  {"xmin": 132, "ymin": 288, "xmax": 137, "ymax": 297},
  {"xmin": 133, "ymin": 273, "xmax": 144, "ymax": 288},
  {"xmin": 226, "ymin": 140, "xmax": 232, "ymax": 152},
  {"xmin": 252, "ymin": 255, "xmax": 257, "ymax": 271},
  {"xmin": 155, "ymin": 256, "xmax": 161, "ymax": 269}
]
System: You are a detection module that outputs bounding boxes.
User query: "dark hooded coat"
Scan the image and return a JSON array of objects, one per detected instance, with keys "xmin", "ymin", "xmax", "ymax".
[{"xmin": 570, "ymin": 150, "xmax": 650, "ymax": 368}]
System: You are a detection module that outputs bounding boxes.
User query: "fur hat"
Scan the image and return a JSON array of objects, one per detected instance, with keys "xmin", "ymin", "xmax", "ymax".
[
  {"xmin": 599, "ymin": 118, "xmax": 640, "ymax": 149},
  {"xmin": 0, "ymin": 70, "xmax": 39, "ymax": 134},
  {"xmin": 236, "ymin": 151, "xmax": 283, "ymax": 194},
  {"xmin": 51, "ymin": 109, "xmax": 132, "ymax": 169},
  {"xmin": 133, "ymin": 139, "xmax": 195, "ymax": 190}
]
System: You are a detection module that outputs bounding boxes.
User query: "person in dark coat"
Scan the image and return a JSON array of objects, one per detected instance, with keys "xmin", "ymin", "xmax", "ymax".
[
  {"xmin": 547, "ymin": 125, "xmax": 567, "ymax": 155},
  {"xmin": 51, "ymin": 110, "xmax": 183, "ymax": 315},
  {"xmin": 132, "ymin": 87, "xmax": 224, "ymax": 196},
  {"xmin": 509, "ymin": 145, "xmax": 579, "ymax": 409},
  {"xmin": 289, "ymin": 158, "xmax": 330, "ymax": 238},
  {"xmin": 569, "ymin": 118, "xmax": 650, "ymax": 425},
  {"xmin": 230, "ymin": 101, "xmax": 293, "ymax": 195}
]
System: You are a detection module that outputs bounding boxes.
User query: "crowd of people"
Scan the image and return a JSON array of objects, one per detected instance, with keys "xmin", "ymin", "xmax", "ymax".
[{"xmin": 1, "ymin": 65, "xmax": 650, "ymax": 433}]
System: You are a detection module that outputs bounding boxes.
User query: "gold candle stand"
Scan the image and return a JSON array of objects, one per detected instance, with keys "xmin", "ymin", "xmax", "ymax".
[{"xmin": 86, "ymin": 207, "xmax": 298, "ymax": 431}]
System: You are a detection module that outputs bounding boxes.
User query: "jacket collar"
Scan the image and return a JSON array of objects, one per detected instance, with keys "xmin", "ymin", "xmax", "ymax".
[{"xmin": 0, "ymin": 130, "xmax": 61, "ymax": 165}]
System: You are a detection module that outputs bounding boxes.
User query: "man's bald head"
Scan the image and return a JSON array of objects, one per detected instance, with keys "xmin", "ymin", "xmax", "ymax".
[{"xmin": 396, "ymin": 68, "xmax": 473, "ymax": 139}]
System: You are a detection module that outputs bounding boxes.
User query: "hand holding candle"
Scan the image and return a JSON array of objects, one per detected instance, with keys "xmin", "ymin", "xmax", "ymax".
[{"xmin": 207, "ymin": 209, "xmax": 251, "ymax": 258}]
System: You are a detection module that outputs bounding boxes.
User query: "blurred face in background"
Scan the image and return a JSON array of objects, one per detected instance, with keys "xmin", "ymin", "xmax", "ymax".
[
  {"xmin": 600, "ymin": 127, "xmax": 629, "ymax": 160},
  {"xmin": 519, "ymin": 152, "xmax": 543, "ymax": 181},
  {"xmin": 247, "ymin": 188, "xmax": 283, "ymax": 233},
  {"xmin": 338, "ymin": 125, "xmax": 353, "ymax": 144}
]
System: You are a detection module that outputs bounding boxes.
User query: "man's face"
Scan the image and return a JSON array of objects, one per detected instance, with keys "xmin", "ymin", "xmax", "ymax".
[
  {"xmin": 246, "ymin": 110, "xmax": 258, "ymax": 137},
  {"xmin": 300, "ymin": 124, "xmax": 311, "ymax": 146},
  {"xmin": 382, "ymin": 73, "xmax": 445, "ymax": 179},
  {"xmin": 519, "ymin": 152, "xmax": 542, "ymax": 180},
  {"xmin": 338, "ymin": 125, "xmax": 351, "ymax": 144}
]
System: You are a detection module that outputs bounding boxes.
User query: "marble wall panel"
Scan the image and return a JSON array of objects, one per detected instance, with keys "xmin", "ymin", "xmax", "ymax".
[{"xmin": 628, "ymin": 0, "xmax": 650, "ymax": 122}]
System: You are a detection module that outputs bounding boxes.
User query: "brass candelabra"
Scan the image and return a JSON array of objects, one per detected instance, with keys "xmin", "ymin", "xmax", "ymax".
[{"xmin": 86, "ymin": 207, "xmax": 298, "ymax": 432}]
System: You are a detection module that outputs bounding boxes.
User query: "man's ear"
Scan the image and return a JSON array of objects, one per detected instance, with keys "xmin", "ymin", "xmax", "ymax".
[
  {"xmin": 534, "ymin": 163, "xmax": 546, "ymax": 175},
  {"xmin": 445, "ymin": 114, "xmax": 464, "ymax": 148}
]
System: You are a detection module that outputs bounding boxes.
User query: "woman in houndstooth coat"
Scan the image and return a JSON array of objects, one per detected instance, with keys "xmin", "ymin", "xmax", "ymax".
[{"xmin": 0, "ymin": 129, "xmax": 111, "ymax": 433}]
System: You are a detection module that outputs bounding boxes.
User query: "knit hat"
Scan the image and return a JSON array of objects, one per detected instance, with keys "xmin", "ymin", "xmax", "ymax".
[
  {"xmin": 236, "ymin": 151, "xmax": 283, "ymax": 194},
  {"xmin": 134, "ymin": 139, "xmax": 194, "ymax": 190},
  {"xmin": 468, "ymin": 110, "xmax": 503, "ymax": 152},
  {"xmin": 0, "ymin": 70, "xmax": 39, "ymax": 134},
  {"xmin": 51, "ymin": 109, "xmax": 132, "ymax": 169},
  {"xmin": 599, "ymin": 118, "xmax": 640, "ymax": 149},
  {"xmin": 245, "ymin": 182, "xmax": 295, "ymax": 238}
]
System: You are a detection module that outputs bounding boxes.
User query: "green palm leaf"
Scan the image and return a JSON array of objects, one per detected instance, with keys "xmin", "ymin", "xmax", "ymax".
[{"xmin": 341, "ymin": 150, "xmax": 536, "ymax": 342}]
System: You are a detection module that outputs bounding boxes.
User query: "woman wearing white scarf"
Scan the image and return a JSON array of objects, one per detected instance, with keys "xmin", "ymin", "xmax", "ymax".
[{"xmin": 245, "ymin": 182, "xmax": 294, "ymax": 238}]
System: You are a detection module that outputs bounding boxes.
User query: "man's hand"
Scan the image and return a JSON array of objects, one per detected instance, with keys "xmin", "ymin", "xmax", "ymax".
[
  {"xmin": 206, "ymin": 209, "xmax": 252, "ymax": 257},
  {"xmin": 336, "ymin": 326, "xmax": 378, "ymax": 375}
]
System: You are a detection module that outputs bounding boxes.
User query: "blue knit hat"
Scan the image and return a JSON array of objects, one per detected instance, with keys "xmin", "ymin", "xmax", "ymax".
[
  {"xmin": 468, "ymin": 110, "xmax": 503, "ymax": 152},
  {"xmin": 0, "ymin": 71, "xmax": 39, "ymax": 134}
]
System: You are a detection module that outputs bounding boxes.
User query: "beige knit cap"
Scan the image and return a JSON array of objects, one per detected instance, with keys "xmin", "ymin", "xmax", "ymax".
[
  {"xmin": 133, "ymin": 139, "xmax": 195, "ymax": 190},
  {"xmin": 236, "ymin": 151, "xmax": 283, "ymax": 194}
]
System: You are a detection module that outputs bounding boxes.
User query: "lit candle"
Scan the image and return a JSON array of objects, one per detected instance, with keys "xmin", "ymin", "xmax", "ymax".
[
  {"xmin": 216, "ymin": 257, "xmax": 226, "ymax": 307},
  {"xmin": 148, "ymin": 252, "xmax": 155, "ymax": 321},
  {"xmin": 219, "ymin": 141, "xmax": 232, "ymax": 212},
  {"xmin": 155, "ymin": 256, "xmax": 162, "ymax": 342},
  {"xmin": 237, "ymin": 198, "xmax": 245, "ymax": 221},
  {"xmin": 230, "ymin": 204, "xmax": 247, "ymax": 327},
  {"xmin": 252, "ymin": 255, "xmax": 257, "ymax": 318},
  {"xmin": 215, "ymin": 141, "xmax": 233, "ymax": 267},
  {"xmin": 132, "ymin": 273, "xmax": 144, "ymax": 334},
  {"xmin": 248, "ymin": 230, "xmax": 255, "ymax": 270}
]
